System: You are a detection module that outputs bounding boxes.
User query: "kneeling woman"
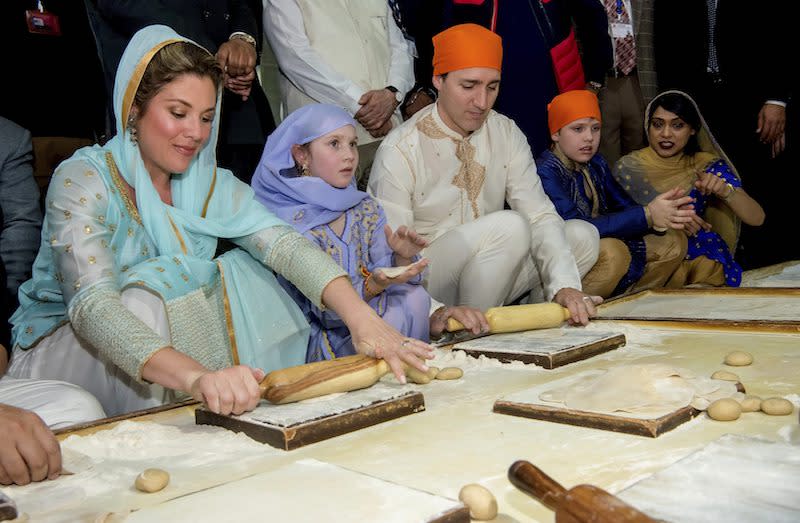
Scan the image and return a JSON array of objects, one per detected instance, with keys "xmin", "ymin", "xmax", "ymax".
[
  {"xmin": 8, "ymin": 26, "xmax": 432, "ymax": 417},
  {"xmin": 615, "ymin": 91, "xmax": 765, "ymax": 287},
  {"xmin": 252, "ymin": 104, "xmax": 487, "ymax": 361}
]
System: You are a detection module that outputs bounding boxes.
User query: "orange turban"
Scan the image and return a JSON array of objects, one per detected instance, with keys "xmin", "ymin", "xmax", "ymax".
[
  {"xmin": 432, "ymin": 23, "xmax": 503, "ymax": 76},
  {"xmin": 547, "ymin": 90, "xmax": 602, "ymax": 134}
]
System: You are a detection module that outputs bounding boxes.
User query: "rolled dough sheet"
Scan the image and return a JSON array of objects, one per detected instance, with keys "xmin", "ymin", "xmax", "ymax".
[
  {"xmin": 126, "ymin": 458, "xmax": 465, "ymax": 523},
  {"xmin": 453, "ymin": 328, "xmax": 622, "ymax": 355},
  {"xmin": 619, "ymin": 434, "xmax": 800, "ymax": 522},
  {"xmin": 0, "ymin": 421, "xmax": 285, "ymax": 522},
  {"xmin": 239, "ymin": 381, "xmax": 420, "ymax": 427}
]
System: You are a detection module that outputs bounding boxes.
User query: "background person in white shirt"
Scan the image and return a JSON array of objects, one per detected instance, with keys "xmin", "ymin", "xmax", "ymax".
[
  {"xmin": 369, "ymin": 24, "xmax": 602, "ymax": 325},
  {"xmin": 265, "ymin": 0, "xmax": 414, "ymax": 188}
]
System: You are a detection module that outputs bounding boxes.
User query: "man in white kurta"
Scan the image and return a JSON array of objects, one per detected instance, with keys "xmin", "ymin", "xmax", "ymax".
[
  {"xmin": 264, "ymin": 0, "xmax": 414, "ymax": 184},
  {"xmin": 369, "ymin": 24, "xmax": 601, "ymax": 323}
]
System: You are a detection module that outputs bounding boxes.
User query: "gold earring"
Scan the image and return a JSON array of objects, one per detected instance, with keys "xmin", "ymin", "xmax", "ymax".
[
  {"xmin": 127, "ymin": 115, "xmax": 138, "ymax": 145},
  {"xmin": 300, "ymin": 163, "xmax": 310, "ymax": 176}
]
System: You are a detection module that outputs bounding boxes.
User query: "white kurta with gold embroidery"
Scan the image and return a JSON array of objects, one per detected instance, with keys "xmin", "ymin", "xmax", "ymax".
[{"xmin": 369, "ymin": 103, "xmax": 587, "ymax": 302}]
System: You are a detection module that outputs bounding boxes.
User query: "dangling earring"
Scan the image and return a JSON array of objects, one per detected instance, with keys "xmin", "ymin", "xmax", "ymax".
[
  {"xmin": 127, "ymin": 115, "xmax": 138, "ymax": 145},
  {"xmin": 300, "ymin": 163, "xmax": 310, "ymax": 177}
]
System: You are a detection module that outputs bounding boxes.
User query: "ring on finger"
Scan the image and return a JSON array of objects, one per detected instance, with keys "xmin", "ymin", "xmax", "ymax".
[{"xmin": 400, "ymin": 339, "xmax": 411, "ymax": 348}]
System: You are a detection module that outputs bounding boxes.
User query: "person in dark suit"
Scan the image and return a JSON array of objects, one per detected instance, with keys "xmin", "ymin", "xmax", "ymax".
[
  {"xmin": 87, "ymin": 0, "xmax": 275, "ymax": 183},
  {"xmin": 0, "ymin": 117, "xmax": 42, "ymax": 315},
  {"xmin": 444, "ymin": 0, "xmax": 613, "ymax": 156},
  {"xmin": 654, "ymin": 0, "xmax": 793, "ymax": 269},
  {"xmin": 0, "ymin": 119, "xmax": 105, "ymax": 487}
]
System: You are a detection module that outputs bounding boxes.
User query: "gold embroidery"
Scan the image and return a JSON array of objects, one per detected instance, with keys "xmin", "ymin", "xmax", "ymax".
[
  {"xmin": 201, "ymin": 167, "xmax": 217, "ymax": 218},
  {"xmin": 64, "ymin": 244, "xmax": 72, "ymax": 254},
  {"xmin": 98, "ymin": 215, "xmax": 105, "ymax": 223},
  {"xmin": 100, "ymin": 239, "xmax": 108, "ymax": 248},
  {"xmin": 417, "ymin": 114, "xmax": 485, "ymax": 219},
  {"xmin": 50, "ymin": 235, "xmax": 56, "ymax": 245},
  {"xmin": 121, "ymin": 39, "xmax": 182, "ymax": 130},
  {"xmin": 141, "ymin": 246, "xmax": 149, "ymax": 257},
  {"xmin": 63, "ymin": 210, "xmax": 72, "ymax": 220},
  {"xmin": 167, "ymin": 214, "xmax": 188, "ymax": 255},
  {"xmin": 84, "ymin": 225, "xmax": 92, "ymax": 234},
  {"xmin": 121, "ymin": 265, "xmax": 130, "ymax": 272},
  {"xmin": 64, "ymin": 178, "xmax": 72, "ymax": 188},
  {"xmin": 25, "ymin": 326, "xmax": 33, "ymax": 334},
  {"xmin": 79, "ymin": 196, "xmax": 87, "ymax": 206},
  {"xmin": 156, "ymin": 266, "xmax": 165, "ymax": 272},
  {"xmin": 216, "ymin": 261, "xmax": 240, "ymax": 365},
  {"xmin": 104, "ymin": 152, "xmax": 142, "ymax": 225},
  {"xmin": 128, "ymin": 227, "xmax": 134, "ymax": 237},
  {"xmin": 88, "ymin": 256, "xmax": 96, "ymax": 264},
  {"xmin": 73, "ymin": 281, "xmax": 81, "ymax": 291},
  {"xmin": 108, "ymin": 223, "xmax": 117, "ymax": 233},
  {"xmin": 85, "ymin": 170, "xmax": 95, "ymax": 177},
  {"xmin": 96, "ymin": 193, "xmax": 103, "ymax": 200},
  {"xmin": 163, "ymin": 282, "xmax": 172, "ymax": 289},
  {"xmin": 181, "ymin": 273, "xmax": 189, "ymax": 282}
]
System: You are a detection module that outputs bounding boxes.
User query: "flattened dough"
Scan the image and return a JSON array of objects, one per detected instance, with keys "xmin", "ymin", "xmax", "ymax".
[{"xmin": 540, "ymin": 364, "xmax": 740, "ymax": 416}]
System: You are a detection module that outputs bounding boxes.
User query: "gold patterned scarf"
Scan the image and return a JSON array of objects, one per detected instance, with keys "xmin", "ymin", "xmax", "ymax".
[{"xmin": 416, "ymin": 113, "xmax": 486, "ymax": 219}]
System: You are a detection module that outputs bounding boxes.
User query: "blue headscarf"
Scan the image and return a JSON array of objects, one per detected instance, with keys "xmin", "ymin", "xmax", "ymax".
[
  {"xmin": 251, "ymin": 104, "xmax": 368, "ymax": 233},
  {"xmin": 73, "ymin": 25, "xmax": 285, "ymax": 258}
]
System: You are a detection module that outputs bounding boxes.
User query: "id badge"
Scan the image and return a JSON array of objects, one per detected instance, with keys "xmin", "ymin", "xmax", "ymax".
[
  {"xmin": 26, "ymin": 10, "xmax": 62, "ymax": 36},
  {"xmin": 611, "ymin": 22, "xmax": 633, "ymax": 39}
]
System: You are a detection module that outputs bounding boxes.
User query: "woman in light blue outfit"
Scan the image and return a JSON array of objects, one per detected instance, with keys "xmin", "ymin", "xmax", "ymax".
[{"xmin": 8, "ymin": 26, "xmax": 433, "ymax": 417}]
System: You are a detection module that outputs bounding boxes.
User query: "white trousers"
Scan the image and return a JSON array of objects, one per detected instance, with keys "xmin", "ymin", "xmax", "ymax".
[
  {"xmin": 424, "ymin": 211, "xmax": 598, "ymax": 309},
  {"xmin": 0, "ymin": 377, "xmax": 105, "ymax": 430},
  {"xmin": 8, "ymin": 288, "xmax": 178, "ymax": 417}
]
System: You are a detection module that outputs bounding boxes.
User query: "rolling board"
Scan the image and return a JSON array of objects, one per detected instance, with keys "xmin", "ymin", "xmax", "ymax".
[
  {"xmin": 596, "ymin": 288, "xmax": 800, "ymax": 331},
  {"xmin": 126, "ymin": 459, "xmax": 470, "ymax": 523},
  {"xmin": 618, "ymin": 434, "xmax": 800, "ymax": 522},
  {"xmin": 494, "ymin": 369, "xmax": 743, "ymax": 438},
  {"xmin": 197, "ymin": 382, "xmax": 424, "ymax": 450},
  {"xmin": 451, "ymin": 328, "xmax": 625, "ymax": 368}
]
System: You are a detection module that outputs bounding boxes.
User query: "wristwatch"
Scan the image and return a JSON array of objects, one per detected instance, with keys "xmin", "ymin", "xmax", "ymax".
[
  {"xmin": 229, "ymin": 32, "xmax": 257, "ymax": 48},
  {"xmin": 587, "ymin": 80, "xmax": 603, "ymax": 92},
  {"xmin": 386, "ymin": 85, "xmax": 403, "ymax": 104}
]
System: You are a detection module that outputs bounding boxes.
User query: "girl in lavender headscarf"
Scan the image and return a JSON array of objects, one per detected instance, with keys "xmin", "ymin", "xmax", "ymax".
[{"xmin": 253, "ymin": 104, "xmax": 487, "ymax": 362}]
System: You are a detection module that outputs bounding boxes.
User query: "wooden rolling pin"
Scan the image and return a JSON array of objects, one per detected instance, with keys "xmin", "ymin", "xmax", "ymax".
[
  {"xmin": 508, "ymin": 460, "xmax": 657, "ymax": 523},
  {"xmin": 259, "ymin": 354, "xmax": 390, "ymax": 404},
  {"xmin": 447, "ymin": 302, "xmax": 570, "ymax": 333}
]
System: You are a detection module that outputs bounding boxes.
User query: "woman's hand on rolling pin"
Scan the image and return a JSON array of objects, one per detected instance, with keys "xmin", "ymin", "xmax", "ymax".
[
  {"xmin": 188, "ymin": 366, "xmax": 265, "ymax": 416},
  {"xmin": 554, "ymin": 288, "xmax": 603, "ymax": 326},
  {"xmin": 351, "ymin": 309, "xmax": 434, "ymax": 383}
]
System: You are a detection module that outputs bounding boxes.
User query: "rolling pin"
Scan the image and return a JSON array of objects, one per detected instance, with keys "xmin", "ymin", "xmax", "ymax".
[
  {"xmin": 259, "ymin": 354, "xmax": 390, "ymax": 404},
  {"xmin": 447, "ymin": 302, "xmax": 570, "ymax": 333},
  {"xmin": 508, "ymin": 460, "xmax": 657, "ymax": 523}
]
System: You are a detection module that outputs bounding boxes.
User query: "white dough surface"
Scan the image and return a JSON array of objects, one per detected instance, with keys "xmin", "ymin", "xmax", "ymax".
[{"xmin": 598, "ymin": 293, "xmax": 800, "ymax": 321}]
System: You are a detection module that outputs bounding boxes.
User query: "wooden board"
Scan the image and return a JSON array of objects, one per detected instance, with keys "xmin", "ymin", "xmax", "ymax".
[
  {"xmin": 493, "ymin": 369, "xmax": 714, "ymax": 438},
  {"xmin": 618, "ymin": 434, "xmax": 800, "ymax": 522},
  {"xmin": 126, "ymin": 459, "xmax": 469, "ymax": 523},
  {"xmin": 596, "ymin": 288, "xmax": 800, "ymax": 331},
  {"xmin": 741, "ymin": 259, "xmax": 800, "ymax": 288},
  {"xmin": 452, "ymin": 329, "xmax": 625, "ymax": 368},
  {"xmin": 196, "ymin": 386, "xmax": 425, "ymax": 450}
]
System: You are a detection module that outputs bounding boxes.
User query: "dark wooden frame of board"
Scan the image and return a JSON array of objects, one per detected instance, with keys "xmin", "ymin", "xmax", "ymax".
[
  {"xmin": 195, "ymin": 391, "xmax": 425, "ymax": 450},
  {"xmin": 494, "ymin": 382, "xmax": 745, "ymax": 438},
  {"xmin": 596, "ymin": 288, "xmax": 800, "ymax": 333},
  {"xmin": 454, "ymin": 333, "xmax": 626, "ymax": 369}
]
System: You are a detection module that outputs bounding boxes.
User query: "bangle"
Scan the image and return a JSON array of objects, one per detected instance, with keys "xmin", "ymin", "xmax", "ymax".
[
  {"xmin": 643, "ymin": 205, "xmax": 653, "ymax": 227},
  {"xmin": 360, "ymin": 266, "xmax": 381, "ymax": 298},
  {"xmin": 723, "ymin": 183, "xmax": 737, "ymax": 202}
]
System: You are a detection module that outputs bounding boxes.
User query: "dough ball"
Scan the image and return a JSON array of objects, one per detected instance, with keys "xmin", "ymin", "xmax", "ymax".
[
  {"xmin": 406, "ymin": 367, "xmax": 433, "ymax": 384},
  {"xmin": 134, "ymin": 468, "xmax": 170, "ymax": 493},
  {"xmin": 426, "ymin": 367, "xmax": 440, "ymax": 380},
  {"xmin": 435, "ymin": 367, "xmax": 463, "ymax": 380},
  {"xmin": 707, "ymin": 398, "xmax": 741, "ymax": 421},
  {"xmin": 739, "ymin": 395, "xmax": 762, "ymax": 412},
  {"xmin": 761, "ymin": 397, "xmax": 794, "ymax": 416},
  {"xmin": 724, "ymin": 351, "xmax": 753, "ymax": 366},
  {"xmin": 711, "ymin": 370, "xmax": 740, "ymax": 382},
  {"xmin": 458, "ymin": 483, "xmax": 498, "ymax": 521}
]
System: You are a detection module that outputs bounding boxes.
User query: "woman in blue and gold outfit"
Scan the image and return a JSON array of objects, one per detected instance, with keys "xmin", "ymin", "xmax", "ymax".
[
  {"xmin": 8, "ymin": 25, "xmax": 432, "ymax": 417},
  {"xmin": 615, "ymin": 91, "xmax": 765, "ymax": 287}
]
